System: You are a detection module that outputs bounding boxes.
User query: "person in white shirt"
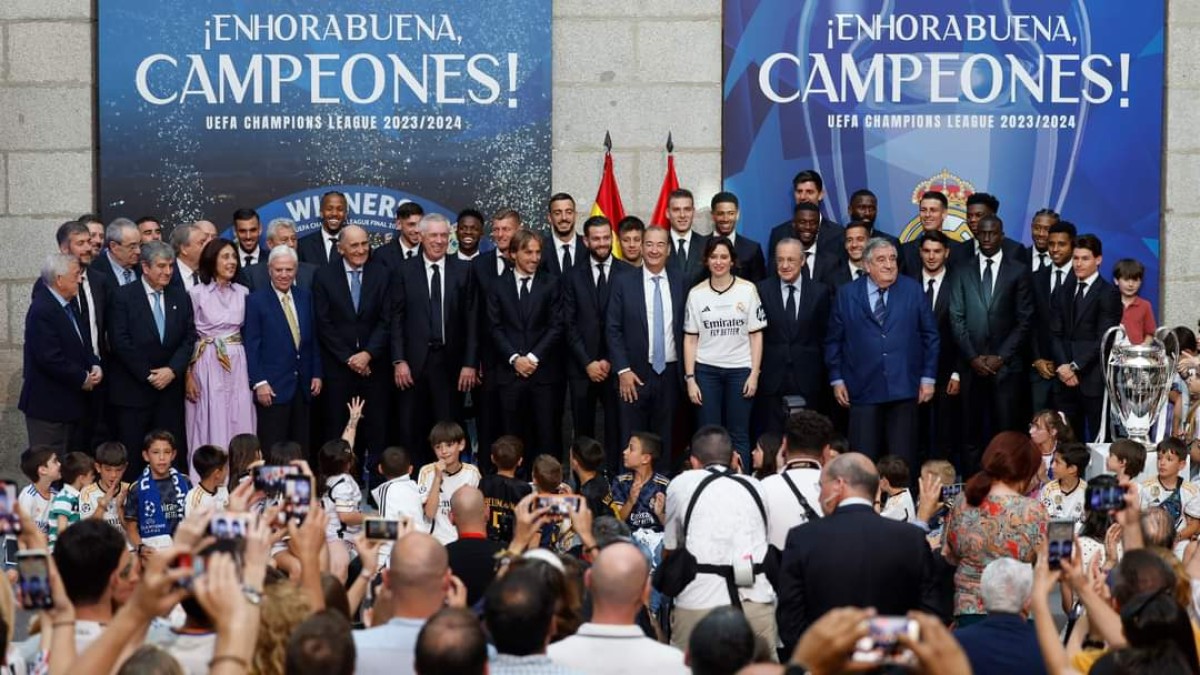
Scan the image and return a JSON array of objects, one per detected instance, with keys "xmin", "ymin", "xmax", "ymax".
[
  {"xmin": 663, "ymin": 426, "xmax": 776, "ymax": 653},
  {"xmin": 683, "ymin": 238, "xmax": 767, "ymax": 470},
  {"xmin": 1038, "ymin": 442, "xmax": 1090, "ymax": 522},
  {"xmin": 548, "ymin": 542, "xmax": 688, "ymax": 674},
  {"xmin": 761, "ymin": 410, "xmax": 829, "ymax": 550},
  {"xmin": 371, "ymin": 447, "xmax": 424, "ymax": 564},
  {"xmin": 232, "ymin": 209, "xmax": 264, "ymax": 267},
  {"xmin": 877, "ymin": 455, "xmax": 919, "ymax": 524},
  {"xmin": 417, "ymin": 422, "xmax": 481, "ymax": 544}
]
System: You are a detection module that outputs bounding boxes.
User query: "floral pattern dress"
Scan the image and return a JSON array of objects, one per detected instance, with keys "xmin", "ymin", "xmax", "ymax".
[{"xmin": 944, "ymin": 493, "xmax": 1047, "ymax": 617}]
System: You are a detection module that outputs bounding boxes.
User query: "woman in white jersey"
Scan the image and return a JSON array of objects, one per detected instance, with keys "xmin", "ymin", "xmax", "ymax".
[{"xmin": 683, "ymin": 237, "xmax": 766, "ymax": 470}]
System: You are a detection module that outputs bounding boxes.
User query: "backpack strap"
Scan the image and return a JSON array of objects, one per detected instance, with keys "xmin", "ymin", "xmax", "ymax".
[
  {"xmin": 781, "ymin": 471, "xmax": 821, "ymax": 522},
  {"xmin": 683, "ymin": 468, "xmax": 769, "ymax": 611}
]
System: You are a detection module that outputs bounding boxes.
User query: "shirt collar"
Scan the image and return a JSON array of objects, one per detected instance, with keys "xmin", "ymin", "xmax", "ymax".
[
  {"xmin": 47, "ymin": 286, "xmax": 69, "ymax": 307},
  {"xmin": 593, "ymin": 255, "xmax": 612, "ymax": 268},
  {"xmin": 457, "ymin": 251, "xmax": 478, "ymax": 261},
  {"xmin": 342, "ymin": 260, "xmax": 363, "ymax": 274},
  {"xmin": 400, "ymin": 239, "xmax": 420, "ymax": 253},
  {"xmin": 1053, "ymin": 261, "xmax": 1072, "ymax": 274},
  {"xmin": 1079, "ymin": 270, "xmax": 1100, "ymax": 287},
  {"xmin": 980, "ymin": 249, "xmax": 1004, "ymax": 265},
  {"xmin": 923, "ymin": 268, "xmax": 946, "ymax": 284},
  {"xmin": 643, "ymin": 266, "xmax": 666, "ymax": 282},
  {"xmin": 274, "ymin": 287, "xmax": 291, "ymax": 302},
  {"xmin": 576, "ymin": 623, "xmax": 645, "ymax": 638},
  {"xmin": 177, "ymin": 259, "xmax": 196, "ymax": 277},
  {"xmin": 423, "ymin": 254, "xmax": 445, "ymax": 268},
  {"xmin": 141, "ymin": 277, "xmax": 161, "ymax": 296},
  {"xmin": 720, "ymin": 231, "xmax": 737, "ymax": 245},
  {"xmin": 839, "ymin": 497, "xmax": 874, "ymax": 509},
  {"xmin": 673, "ymin": 229, "xmax": 693, "ymax": 245}
]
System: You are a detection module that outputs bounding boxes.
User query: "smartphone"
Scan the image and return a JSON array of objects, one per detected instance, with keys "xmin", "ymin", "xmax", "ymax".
[
  {"xmin": 940, "ymin": 482, "xmax": 964, "ymax": 503},
  {"xmin": 1047, "ymin": 520, "xmax": 1076, "ymax": 570},
  {"xmin": 0, "ymin": 481, "xmax": 20, "ymax": 536},
  {"xmin": 206, "ymin": 513, "xmax": 249, "ymax": 558},
  {"xmin": 254, "ymin": 465, "xmax": 301, "ymax": 494},
  {"xmin": 852, "ymin": 616, "xmax": 919, "ymax": 665},
  {"xmin": 365, "ymin": 517, "xmax": 402, "ymax": 540},
  {"xmin": 534, "ymin": 494, "xmax": 581, "ymax": 519},
  {"xmin": 1086, "ymin": 483, "xmax": 1126, "ymax": 512},
  {"xmin": 280, "ymin": 476, "xmax": 313, "ymax": 525},
  {"xmin": 17, "ymin": 550, "xmax": 53, "ymax": 610}
]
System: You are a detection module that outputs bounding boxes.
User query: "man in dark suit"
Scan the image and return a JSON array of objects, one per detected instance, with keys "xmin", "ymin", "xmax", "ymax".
[
  {"xmin": 540, "ymin": 193, "xmax": 589, "ymax": 277},
  {"xmin": 665, "ymin": 189, "xmax": 710, "ymax": 288},
  {"xmin": 770, "ymin": 203, "xmax": 839, "ymax": 282},
  {"xmin": 312, "ymin": 225, "xmax": 391, "ymax": 477},
  {"xmin": 390, "ymin": 213, "xmax": 479, "ymax": 466},
  {"xmin": 1030, "ymin": 221, "xmax": 1077, "ymax": 413},
  {"xmin": 710, "ymin": 192, "xmax": 765, "ymax": 282},
  {"xmin": 607, "ymin": 227, "xmax": 687, "ymax": 473},
  {"xmin": 297, "ymin": 191, "xmax": 348, "ymax": 266},
  {"xmin": 907, "ymin": 231, "xmax": 962, "ymax": 464},
  {"xmin": 951, "ymin": 192, "xmax": 1030, "ymax": 269},
  {"xmin": 486, "ymin": 228, "xmax": 564, "ymax": 462},
  {"xmin": 232, "ymin": 208, "xmax": 265, "ymax": 268},
  {"xmin": 373, "ymin": 201, "xmax": 425, "ymax": 270},
  {"xmin": 767, "ymin": 170, "xmax": 845, "ymax": 266},
  {"xmin": 241, "ymin": 218, "xmax": 318, "ymax": 291},
  {"xmin": 847, "ymin": 188, "xmax": 902, "ymax": 251},
  {"xmin": 91, "ymin": 218, "xmax": 142, "ymax": 288},
  {"xmin": 167, "ymin": 223, "xmax": 208, "ymax": 294},
  {"xmin": 106, "ymin": 241, "xmax": 196, "ymax": 476},
  {"xmin": 244, "ymin": 246, "xmax": 323, "ymax": 454},
  {"xmin": 776, "ymin": 453, "xmax": 942, "ymax": 653},
  {"xmin": 754, "ymin": 238, "xmax": 831, "ymax": 433},
  {"xmin": 21, "ymin": 253, "xmax": 102, "ymax": 453},
  {"xmin": 900, "ymin": 191, "xmax": 964, "ymax": 275},
  {"xmin": 826, "ymin": 238, "xmax": 939, "ymax": 464},
  {"xmin": 817, "ymin": 221, "xmax": 870, "ymax": 289},
  {"xmin": 1051, "ymin": 233, "xmax": 1122, "ymax": 441},
  {"xmin": 563, "ymin": 216, "xmax": 631, "ymax": 475},
  {"xmin": 471, "ymin": 208, "xmax": 521, "ymax": 468},
  {"xmin": 953, "ymin": 558, "xmax": 1048, "ymax": 675},
  {"xmin": 948, "ymin": 216, "xmax": 1034, "ymax": 475}
]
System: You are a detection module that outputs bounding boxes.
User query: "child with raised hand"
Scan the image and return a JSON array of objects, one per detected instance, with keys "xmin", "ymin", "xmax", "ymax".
[
  {"xmin": 18, "ymin": 446, "xmax": 60, "ymax": 537},
  {"xmin": 123, "ymin": 430, "xmax": 191, "ymax": 556},
  {"xmin": 79, "ymin": 442, "xmax": 130, "ymax": 533},
  {"xmin": 417, "ymin": 421, "xmax": 480, "ymax": 545},
  {"xmin": 185, "ymin": 444, "xmax": 230, "ymax": 516},
  {"xmin": 319, "ymin": 438, "xmax": 363, "ymax": 578},
  {"xmin": 48, "ymin": 452, "xmax": 95, "ymax": 548}
]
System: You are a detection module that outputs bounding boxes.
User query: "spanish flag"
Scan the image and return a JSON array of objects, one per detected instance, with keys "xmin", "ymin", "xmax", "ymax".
[
  {"xmin": 590, "ymin": 132, "xmax": 627, "ymax": 258},
  {"xmin": 649, "ymin": 132, "xmax": 679, "ymax": 229}
]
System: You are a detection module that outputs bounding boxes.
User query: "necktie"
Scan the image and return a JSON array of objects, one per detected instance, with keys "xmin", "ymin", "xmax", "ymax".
[
  {"xmin": 652, "ymin": 276, "xmax": 666, "ymax": 374},
  {"xmin": 561, "ymin": 244, "xmax": 572, "ymax": 272},
  {"xmin": 281, "ymin": 293, "xmax": 300, "ymax": 348},
  {"xmin": 192, "ymin": 272, "xmax": 200, "ymax": 287},
  {"xmin": 349, "ymin": 269, "xmax": 362, "ymax": 312},
  {"xmin": 982, "ymin": 258, "xmax": 994, "ymax": 307},
  {"xmin": 1039, "ymin": 252, "xmax": 1048, "ymax": 270},
  {"xmin": 802, "ymin": 251, "xmax": 811, "ymax": 279},
  {"xmin": 244, "ymin": 254, "xmax": 253, "ymax": 267},
  {"xmin": 519, "ymin": 276, "xmax": 530, "ymax": 304},
  {"xmin": 926, "ymin": 279, "xmax": 936, "ymax": 310},
  {"xmin": 596, "ymin": 262, "xmax": 607, "ymax": 295},
  {"xmin": 430, "ymin": 263, "xmax": 444, "ymax": 346},
  {"xmin": 123, "ymin": 268, "xmax": 134, "ymax": 285},
  {"xmin": 63, "ymin": 303, "xmax": 83, "ymax": 344},
  {"xmin": 1075, "ymin": 282, "xmax": 1087, "ymax": 311},
  {"xmin": 677, "ymin": 239, "xmax": 688, "ymax": 265},
  {"xmin": 873, "ymin": 288, "xmax": 887, "ymax": 324},
  {"xmin": 406, "ymin": 250, "xmax": 415, "ymax": 260},
  {"xmin": 152, "ymin": 291, "xmax": 166, "ymax": 342},
  {"xmin": 785, "ymin": 284, "xmax": 798, "ymax": 324},
  {"xmin": 1054, "ymin": 270, "xmax": 1064, "ymax": 293},
  {"xmin": 855, "ymin": 268, "xmax": 865, "ymax": 279},
  {"xmin": 327, "ymin": 236, "xmax": 339, "ymax": 261}
]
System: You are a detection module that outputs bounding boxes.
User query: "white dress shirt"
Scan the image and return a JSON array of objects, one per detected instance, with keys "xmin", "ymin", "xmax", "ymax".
[
  {"xmin": 553, "ymin": 235, "xmax": 577, "ymax": 267},
  {"xmin": 591, "ymin": 255, "xmax": 613, "ymax": 285},
  {"xmin": 142, "ymin": 278, "xmax": 166, "ymax": 314},
  {"xmin": 323, "ymin": 230, "xmax": 340, "ymax": 260},
  {"xmin": 643, "ymin": 267, "xmax": 676, "ymax": 365},
  {"xmin": 977, "ymin": 249, "xmax": 1003, "ymax": 297},
  {"xmin": 399, "ymin": 240, "xmax": 420, "ymax": 260},
  {"xmin": 802, "ymin": 244, "xmax": 818, "ymax": 278},
  {"xmin": 239, "ymin": 246, "xmax": 261, "ymax": 267},
  {"xmin": 1050, "ymin": 261, "xmax": 1072, "ymax": 294},
  {"xmin": 780, "ymin": 277, "xmax": 801, "ymax": 318},
  {"xmin": 1076, "ymin": 270, "xmax": 1100, "ymax": 298},
  {"xmin": 511, "ymin": 272, "xmax": 540, "ymax": 365},
  {"xmin": 424, "ymin": 255, "xmax": 446, "ymax": 339},
  {"xmin": 921, "ymin": 268, "xmax": 946, "ymax": 307},
  {"xmin": 457, "ymin": 250, "xmax": 479, "ymax": 262},
  {"xmin": 177, "ymin": 259, "xmax": 199, "ymax": 292},
  {"xmin": 495, "ymin": 252, "xmax": 508, "ymax": 276},
  {"xmin": 1032, "ymin": 248, "xmax": 1050, "ymax": 272},
  {"xmin": 79, "ymin": 270, "xmax": 100, "ymax": 357},
  {"xmin": 673, "ymin": 229, "xmax": 694, "ymax": 258}
]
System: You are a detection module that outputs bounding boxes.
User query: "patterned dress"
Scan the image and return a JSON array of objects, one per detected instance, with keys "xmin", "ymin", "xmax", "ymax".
[{"xmin": 944, "ymin": 492, "xmax": 1047, "ymax": 617}]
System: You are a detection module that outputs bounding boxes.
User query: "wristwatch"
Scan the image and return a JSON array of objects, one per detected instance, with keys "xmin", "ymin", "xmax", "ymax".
[
  {"xmin": 242, "ymin": 585, "xmax": 263, "ymax": 606},
  {"xmin": 684, "ymin": 374, "xmax": 696, "ymax": 381}
]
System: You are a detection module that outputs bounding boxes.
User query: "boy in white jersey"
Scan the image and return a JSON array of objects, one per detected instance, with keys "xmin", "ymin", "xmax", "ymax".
[
  {"xmin": 1039, "ymin": 442, "xmax": 1090, "ymax": 522},
  {"xmin": 877, "ymin": 455, "xmax": 918, "ymax": 524},
  {"xmin": 79, "ymin": 442, "xmax": 130, "ymax": 534},
  {"xmin": 185, "ymin": 445, "xmax": 230, "ymax": 516},
  {"xmin": 18, "ymin": 447, "xmax": 60, "ymax": 536},
  {"xmin": 371, "ymin": 446, "xmax": 423, "ymax": 564},
  {"xmin": 1140, "ymin": 437, "xmax": 1200, "ymax": 540},
  {"xmin": 417, "ymin": 421, "xmax": 480, "ymax": 544}
]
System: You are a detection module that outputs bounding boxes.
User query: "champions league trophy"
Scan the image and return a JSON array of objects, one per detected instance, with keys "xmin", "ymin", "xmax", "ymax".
[{"xmin": 1102, "ymin": 326, "xmax": 1179, "ymax": 446}]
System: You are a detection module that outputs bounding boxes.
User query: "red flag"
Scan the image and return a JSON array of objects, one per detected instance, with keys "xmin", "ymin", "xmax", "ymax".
[
  {"xmin": 590, "ymin": 133, "xmax": 627, "ymax": 257},
  {"xmin": 649, "ymin": 134, "xmax": 679, "ymax": 228}
]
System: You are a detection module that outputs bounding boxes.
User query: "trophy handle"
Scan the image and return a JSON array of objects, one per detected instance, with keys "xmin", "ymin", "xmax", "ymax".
[
  {"xmin": 1157, "ymin": 325, "xmax": 1182, "ymax": 365},
  {"xmin": 1101, "ymin": 324, "xmax": 1125, "ymax": 412}
]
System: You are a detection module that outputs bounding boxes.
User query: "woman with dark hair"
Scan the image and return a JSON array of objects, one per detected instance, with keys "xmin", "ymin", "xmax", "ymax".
[
  {"xmin": 682, "ymin": 237, "xmax": 766, "ymax": 470},
  {"xmin": 184, "ymin": 238, "xmax": 255, "ymax": 481},
  {"xmin": 943, "ymin": 430, "xmax": 1047, "ymax": 625}
]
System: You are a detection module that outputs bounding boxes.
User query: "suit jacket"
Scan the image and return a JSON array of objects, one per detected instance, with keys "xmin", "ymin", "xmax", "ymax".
[
  {"xmin": 947, "ymin": 252, "xmax": 1034, "ymax": 378},
  {"xmin": 372, "ymin": 239, "xmax": 422, "ymax": 271},
  {"xmin": 905, "ymin": 269, "xmax": 960, "ymax": 384},
  {"xmin": 731, "ymin": 235, "xmax": 766, "ymax": 282},
  {"xmin": 19, "ymin": 290, "xmax": 100, "ymax": 422},
  {"xmin": 825, "ymin": 275, "xmax": 940, "ymax": 404},
  {"xmin": 389, "ymin": 256, "xmax": 478, "ymax": 377},
  {"xmin": 312, "ymin": 261, "xmax": 390, "ymax": 382},
  {"xmin": 817, "ymin": 260, "xmax": 864, "ymax": 289},
  {"xmin": 950, "ymin": 238, "xmax": 1030, "ymax": 270},
  {"xmin": 776, "ymin": 504, "xmax": 942, "ymax": 652},
  {"xmin": 297, "ymin": 231, "xmax": 342, "ymax": 266},
  {"xmin": 954, "ymin": 613, "xmax": 1049, "ymax": 675},
  {"xmin": 901, "ymin": 237, "xmax": 966, "ymax": 278},
  {"xmin": 243, "ymin": 285, "xmax": 322, "ymax": 406},
  {"xmin": 32, "ymin": 269, "xmax": 110, "ymax": 359},
  {"xmin": 756, "ymin": 275, "xmax": 831, "ymax": 401},
  {"xmin": 539, "ymin": 233, "xmax": 589, "ymax": 276},
  {"xmin": 105, "ymin": 280, "xmax": 196, "ymax": 408},
  {"xmin": 1050, "ymin": 275, "xmax": 1122, "ymax": 397},
  {"xmin": 666, "ymin": 232, "xmax": 711, "ymax": 288},
  {"xmin": 241, "ymin": 260, "xmax": 318, "ymax": 292},
  {"xmin": 768, "ymin": 216, "xmax": 844, "ymax": 271},
  {"xmin": 486, "ymin": 270, "xmax": 563, "ymax": 385},
  {"xmin": 471, "ymin": 251, "xmax": 510, "ymax": 370},
  {"xmin": 90, "ymin": 251, "xmax": 140, "ymax": 286},
  {"xmin": 606, "ymin": 266, "xmax": 687, "ymax": 382},
  {"xmin": 1030, "ymin": 265, "xmax": 1074, "ymax": 363},
  {"xmin": 562, "ymin": 257, "xmax": 633, "ymax": 379}
]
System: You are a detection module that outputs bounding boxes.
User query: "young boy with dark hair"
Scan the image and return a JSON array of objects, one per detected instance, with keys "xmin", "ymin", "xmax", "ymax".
[
  {"xmin": 530, "ymin": 454, "xmax": 580, "ymax": 553},
  {"xmin": 479, "ymin": 436, "xmax": 532, "ymax": 543},
  {"xmin": 1040, "ymin": 442, "xmax": 1091, "ymax": 522},
  {"xmin": 877, "ymin": 455, "xmax": 916, "ymax": 524},
  {"xmin": 185, "ymin": 444, "xmax": 230, "ymax": 516},
  {"xmin": 124, "ymin": 430, "xmax": 191, "ymax": 555},
  {"xmin": 80, "ymin": 442, "xmax": 130, "ymax": 533},
  {"xmin": 372, "ymin": 446, "xmax": 423, "ymax": 564},
  {"xmin": 1107, "ymin": 438, "xmax": 1147, "ymax": 482},
  {"xmin": 1140, "ymin": 437, "xmax": 1200, "ymax": 541},
  {"xmin": 611, "ymin": 433, "xmax": 669, "ymax": 532},
  {"xmin": 48, "ymin": 452, "xmax": 95, "ymax": 547},
  {"xmin": 19, "ymin": 446, "xmax": 60, "ymax": 536},
  {"xmin": 417, "ymin": 422, "xmax": 480, "ymax": 544},
  {"xmin": 568, "ymin": 437, "xmax": 615, "ymax": 519}
]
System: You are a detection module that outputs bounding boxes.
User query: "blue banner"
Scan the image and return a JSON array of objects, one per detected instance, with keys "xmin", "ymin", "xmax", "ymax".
[
  {"xmin": 723, "ymin": 1, "xmax": 1164, "ymax": 304},
  {"xmin": 98, "ymin": 1, "xmax": 552, "ymax": 241}
]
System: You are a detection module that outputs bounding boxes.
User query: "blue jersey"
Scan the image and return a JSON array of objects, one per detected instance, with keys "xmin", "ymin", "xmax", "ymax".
[{"xmin": 610, "ymin": 472, "xmax": 669, "ymax": 532}]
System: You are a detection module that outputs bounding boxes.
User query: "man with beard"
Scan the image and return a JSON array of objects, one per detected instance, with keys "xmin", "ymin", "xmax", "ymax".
[
  {"xmin": 1028, "ymin": 208, "xmax": 1059, "ymax": 273},
  {"xmin": 376, "ymin": 201, "xmax": 425, "ymax": 269},
  {"xmin": 541, "ymin": 193, "xmax": 589, "ymax": 276},
  {"xmin": 471, "ymin": 209, "xmax": 522, "ymax": 469},
  {"xmin": 768, "ymin": 170, "xmax": 845, "ymax": 266},
  {"xmin": 232, "ymin": 208, "xmax": 265, "ymax": 268},
  {"xmin": 455, "ymin": 209, "xmax": 484, "ymax": 261},
  {"xmin": 847, "ymin": 189, "xmax": 901, "ymax": 253},
  {"xmin": 298, "ymin": 191, "xmax": 349, "ymax": 266},
  {"xmin": 782, "ymin": 203, "xmax": 839, "ymax": 282},
  {"xmin": 710, "ymin": 192, "xmax": 765, "ymax": 282}
]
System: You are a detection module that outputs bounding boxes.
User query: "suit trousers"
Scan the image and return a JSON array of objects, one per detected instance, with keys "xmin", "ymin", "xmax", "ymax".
[
  {"xmin": 114, "ymin": 397, "xmax": 187, "ymax": 480},
  {"xmin": 498, "ymin": 378, "xmax": 561, "ymax": 467},
  {"xmin": 568, "ymin": 375, "xmax": 622, "ymax": 478},
  {"xmin": 918, "ymin": 385, "xmax": 961, "ymax": 468},
  {"xmin": 617, "ymin": 362, "xmax": 680, "ymax": 475},
  {"xmin": 1030, "ymin": 370, "xmax": 1055, "ymax": 415},
  {"xmin": 848, "ymin": 398, "xmax": 918, "ymax": 466},
  {"xmin": 397, "ymin": 347, "xmax": 465, "ymax": 468},
  {"xmin": 1055, "ymin": 382, "xmax": 1104, "ymax": 443},
  {"xmin": 959, "ymin": 371, "xmax": 1027, "ymax": 477},
  {"xmin": 25, "ymin": 417, "xmax": 75, "ymax": 456},
  {"xmin": 256, "ymin": 397, "xmax": 311, "ymax": 462}
]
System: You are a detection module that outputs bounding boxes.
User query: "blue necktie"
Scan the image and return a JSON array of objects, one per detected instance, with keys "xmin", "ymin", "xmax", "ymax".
[
  {"xmin": 873, "ymin": 288, "xmax": 887, "ymax": 324},
  {"xmin": 350, "ymin": 269, "xmax": 362, "ymax": 312},
  {"xmin": 62, "ymin": 303, "xmax": 82, "ymax": 343},
  {"xmin": 152, "ymin": 291, "xmax": 166, "ymax": 342},
  {"xmin": 123, "ymin": 268, "xmax": 134, "ymax": 285},
  {"xmin": 652, "ymin": 276, "xmax": 666, "ymax": 375}
]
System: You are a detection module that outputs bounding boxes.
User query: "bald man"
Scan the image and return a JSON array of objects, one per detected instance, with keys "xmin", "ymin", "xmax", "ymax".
[
  {"xmin": 313, "ymin": 225, "xmax": 391, "ymax": 483},
  {"xmin": 446, "ymin": 487, "xmax": 504, "ymax": 606},
  {"xmin": 776, "ymin": 453, "xmax": 942, "ymax": 653},
  {"xmin": 354, "ymin": 533, "xmax": 457, "ymax": 675},
  {"xmin": 548, "ymin": 542, "xmax": 688, "ymax": 673}
]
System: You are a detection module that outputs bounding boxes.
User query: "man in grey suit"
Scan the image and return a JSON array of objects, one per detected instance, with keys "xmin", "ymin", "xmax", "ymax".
[
  {"xmin": 242, "ymin": 218, "xmax": 318, "ymax": 291},
  {"xmin": 665, "ymin": 189, "xmax": 710, "ymax": 288}
]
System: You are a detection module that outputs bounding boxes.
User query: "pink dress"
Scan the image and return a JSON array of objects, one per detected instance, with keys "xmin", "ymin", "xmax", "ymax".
[{"xmin": 185, "ymin": 282, "xmax": 255, "ymax": 482}]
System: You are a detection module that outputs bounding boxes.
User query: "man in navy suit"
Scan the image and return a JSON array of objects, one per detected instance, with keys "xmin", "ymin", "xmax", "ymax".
[
  {"xmin": 470, "ymin": 208, "xmax": 521, "ymax": 467},
  {"xmin": 907, "ymin": 231, "xmax": 962, "ymax": 463},
  {"xmin": 244, "ymin": 245, "xmax": 323, "ymax": 454},
  {"xmin": 563, "ymin": 215, "xmax": 631, "ymax": 475},
  {"xmin": 390, "ymin": 213, "xmax": 479, "ymax": 465},
  {"xmin": 826, "ymin": 238, "xmax": 939, "ymax": 464},
  {"xmin": 953, "ymin": 559, "xmax": 1047, "ymax": 675},
  {"xmin": 1030, "ymin": 221, "xmax": 1076, "ymax": 414},
  {"xmin": 167, "ymin": 223, "xmax": 208, "ymax": 294},
  {"xmin": 949, "ymin": 216, "xmax": 1034, "ymax": 475},
  {"xmin": 665, "ymin": 189, "xmax": 710, "ymax": 288},
  {"xmin": 90, "ymin": 218, "xmax": 142, "ymax": 287},
  {"xmin": 242, "ymin": 219, "xmax": 318, "ymax": 291},
  {"xmin": 486, "ymin": 228, "xmax": 564, "ymax": 462},
  {"xmin": 373, "ymin": 201, "xmax": 425, "ymax": 270},
  {"xmin": 772, "ymin": 203, "xmax": 840, "ymax": 282},
  {"xmin": 540, "ymin": 193, "xmax": 589, "ymax": 276},
  {"xmin": 817, "ymin": 221, "xmax": 870, "ymax": 289},
  {"xmin": 767, "ymin": 170, "xmax": 845, "ymax": 266},
  {"xmin": 710, "ymin": 192, "xmax": 765, "ymax": 282},
  {"xmin": 106, "ymin": 241, "xmax": 196, "ymax": 476},
  {"xmin": 297, "ymin": 191, "xmax": 348, "ymax": 266},
  {"xmin": 313, "ymin": 225, "xmax": 391, "ymax": 476},
  {"xmin": 607, "ymin": 227, "xmax": 687, "ymax": 473},
  {"xmin": 754, "ymin": 239, "xmax": 831, "ymax": 433},
  {"xmin": 20, "ymin": 254, "xmax": 102, "ymax": 453},
  {"xmin": 1050, "ymin": 233, "xmax": 1122, "ymax": 441}
]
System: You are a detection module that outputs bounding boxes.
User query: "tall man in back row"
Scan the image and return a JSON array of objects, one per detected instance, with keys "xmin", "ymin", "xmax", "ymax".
[{"xmin": 825, "ymin": 238, "xmax": 939, "ymax": 465}]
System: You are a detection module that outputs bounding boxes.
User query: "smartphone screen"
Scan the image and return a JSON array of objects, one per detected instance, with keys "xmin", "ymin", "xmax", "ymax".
[
  {"xmin": 940, "ymin": 483, "xmax": 964, "ymax": 503},
  {"xmin": 1086, "ymin": 484, "xmax": 1126, "ymax": 512},
  {"xmin": 281, "ymin": 476, "xmax": 312, "ymax": 524},
  {"xmin": 1047, "ymin": 520, "xmax": 1076, "ymax": 570},
  {"xmin": 852, "ymin": 616, "xmax": 919, "ymax": 665},
  {"xmin": 365, "ymin": 518, "xmax": 400, "ymax": 540},
  {"xmin": 17, "ymin": 551, "xmax": 53, "ymax": 610},
  {"xmin": 206, "ymin": 513, "xmax": 249, "ymax": 561},
  {"xmin": 534, "ymin": 494, "xmax": 581, "ymax": 519},
  {"xmin": 254, "ymin": 465, "xmax": 301, "ymax": 494}
]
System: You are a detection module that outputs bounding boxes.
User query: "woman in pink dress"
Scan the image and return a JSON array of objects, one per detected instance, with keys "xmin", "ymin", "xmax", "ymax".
[{"xmin": 185, "ymin": 238, "xmax": 255, "ymax": 481}]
